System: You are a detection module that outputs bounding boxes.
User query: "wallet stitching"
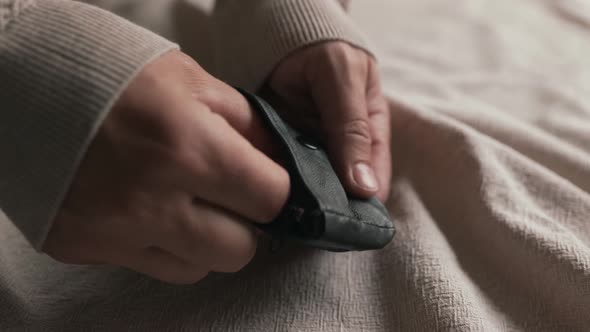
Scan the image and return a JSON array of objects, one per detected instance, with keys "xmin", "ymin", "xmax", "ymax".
[{"xmin": 324, "ymin": 209, "xmax": 394, "ymax": 229}]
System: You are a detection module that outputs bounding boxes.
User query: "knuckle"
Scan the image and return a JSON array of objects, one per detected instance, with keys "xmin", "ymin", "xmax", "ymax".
[
  {"xmin": 171, "ymin": 116, "xmax": 221, "ymax": 177},
  {"xmin": 324, "ymin": 41, "xmax": 351, "ymax": 56},
  {"xmin": 341, "ymin": 118, "xmax": 372, "ymax": 144},
  {"xmin": 173, "ymin": 148, "xmax": 207, "ymax": 178},
  {"xmin": 371, "ymin": 134, "xmax": 387, "ymax": 147},
  {"xmin": 324, "ymin": 42, "xmax": 367, "ymax": 68},
  {"xmin": 190, "ymin": 86, "xmax": 219, "ymax": 107},
  {"xmin": 199, "ymin": 85, "xmax": 246, "ymax": 114},
  {"xmin": 369, "ymin": 96, "xmax": 389, "ymax": 113}
]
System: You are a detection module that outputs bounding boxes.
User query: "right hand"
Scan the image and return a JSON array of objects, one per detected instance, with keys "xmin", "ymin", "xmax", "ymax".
[{"xmin": 43, "ymin": 50, "xmax": 290, "ymax": 284}]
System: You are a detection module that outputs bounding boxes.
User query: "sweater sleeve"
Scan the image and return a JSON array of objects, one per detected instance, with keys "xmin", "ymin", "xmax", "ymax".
[
  {"xmin": 0, "ymin": 0, "xmax": 177, "ymax": 250},
  {"xmin": 210, "ymin": 0, "xmax": 372, "ymax": 91}
]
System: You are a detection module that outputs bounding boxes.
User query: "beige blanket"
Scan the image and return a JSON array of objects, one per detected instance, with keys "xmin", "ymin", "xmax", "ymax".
[{"xmin": 1, "ymin": 0, "xmax": 590, "ymax": 330}]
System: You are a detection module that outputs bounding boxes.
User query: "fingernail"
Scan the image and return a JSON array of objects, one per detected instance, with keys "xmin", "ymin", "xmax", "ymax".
[{"xmin": 353, "ymin": 163, "xmax": 379, "ymax": 191}]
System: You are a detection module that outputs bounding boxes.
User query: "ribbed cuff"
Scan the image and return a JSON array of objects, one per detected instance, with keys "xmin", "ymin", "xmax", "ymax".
[
  {"xmin": 0, "ymin": 0, "xmax": 177, "ymax": 249},
  {"xmin": 212, "ymin": 0, "xmax": 372, "ymax": 91}
]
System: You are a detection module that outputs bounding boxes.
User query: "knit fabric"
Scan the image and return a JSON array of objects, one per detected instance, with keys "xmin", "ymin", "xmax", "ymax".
[
  {"xmin": 0, "ymin": 0, "xmax": 34, "ymax": 29},
  {"xmin": 211, "ymin": 0, "xmax": 370, "ymax": 90}
]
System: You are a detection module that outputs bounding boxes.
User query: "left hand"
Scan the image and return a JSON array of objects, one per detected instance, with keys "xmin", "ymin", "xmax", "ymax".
[{"xmin": 268, "ymin": 41, "xmax": 391, "ymax": 202}]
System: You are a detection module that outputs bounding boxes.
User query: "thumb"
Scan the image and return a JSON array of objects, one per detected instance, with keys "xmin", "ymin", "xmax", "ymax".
[{"xmin": 312, "ymin": 77, "xmax": 378, "ymax": 199}]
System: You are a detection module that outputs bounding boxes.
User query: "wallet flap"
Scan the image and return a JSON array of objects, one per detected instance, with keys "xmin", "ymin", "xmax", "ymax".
[{"xmin": 237, "ymin": 88, "xmax": 395, "ymax": 251}]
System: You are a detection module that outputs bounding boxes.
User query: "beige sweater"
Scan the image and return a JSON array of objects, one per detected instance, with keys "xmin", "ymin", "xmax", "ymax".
[{"xmin": 0, "ymin": 0, "xmax": 367, "ymax": 250}]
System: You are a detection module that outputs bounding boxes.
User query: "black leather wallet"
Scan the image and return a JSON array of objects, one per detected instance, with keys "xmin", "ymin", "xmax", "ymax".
[{"xmin": 237, "ymin": 88, "xmax": 395, "ymax": 252}]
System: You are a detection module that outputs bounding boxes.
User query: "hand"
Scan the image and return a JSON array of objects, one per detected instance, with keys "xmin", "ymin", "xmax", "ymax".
[
  {"xmin": 268, "ymin": 41, "xmax": 391, "ymax": 202},
  {"xmin": 43, "ymin": 50, "xmax": 290, "ymax": 284}
]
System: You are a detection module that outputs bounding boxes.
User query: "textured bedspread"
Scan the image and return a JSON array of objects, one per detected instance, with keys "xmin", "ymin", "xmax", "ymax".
[{"xmin": 2, "ymin": 0, "xmax": 590, "ymax": 330}]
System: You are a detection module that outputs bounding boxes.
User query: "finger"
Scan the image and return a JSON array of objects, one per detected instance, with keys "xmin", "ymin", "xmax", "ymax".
[
  {"xmin": 203, "ymin": 85, "xmax": 278, "ymax": 157},
  {"xmin": 178, "ymin": 107, "xmax": 290, "ymax": 223},
  {"xmin": 155, "ymin": 197, "xmax": 258, "ymax": 273},
  {"xmin": 369, "ymin": 100, "xmax": 392, "ymax": 202},
  {"xmin": 121, "ymin": 247, "xmax": 210, "ymax": 284},
  {"xmin": 310, "ymin": 54, "xmax": 378, "ymax": 199},
  {"xmin": 367, "ymin": 62, "xmax": 392, "ymax": 202},
  {"xmin": 183, "ymin": 67, "xmax": 280, "ymax": 158}
]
